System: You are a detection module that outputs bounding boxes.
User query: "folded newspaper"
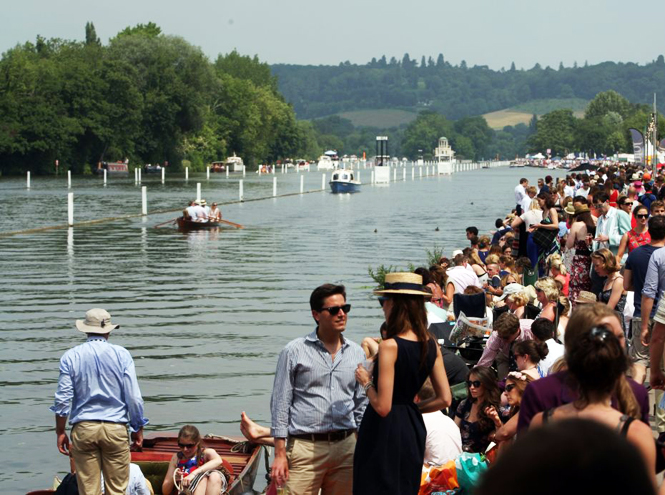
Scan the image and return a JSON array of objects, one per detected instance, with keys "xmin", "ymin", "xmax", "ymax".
[{"xmin": 449, "ymin": 311, "xmax": 489, "ymax": 345}]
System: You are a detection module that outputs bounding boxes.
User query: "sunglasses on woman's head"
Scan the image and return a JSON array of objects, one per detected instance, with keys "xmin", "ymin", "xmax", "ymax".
[
  {"xmin": 466, "ymin": 380, "xmax": 482, "ymax": 388},
  {"xmin": 320, "ymin": 304, "xmax": 351, "ymax": 315},
  {"xmin": 505, "ymin": 384, "xmax": 517, "ymax": 392}
]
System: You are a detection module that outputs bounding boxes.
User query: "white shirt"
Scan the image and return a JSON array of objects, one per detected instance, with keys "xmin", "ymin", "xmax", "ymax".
[
  {"xmin": 447, "ymin": 265, "xmax": 482, "ymax": 294},
  {"xmin": 520, "ymin": 209, "xmax": 543, "ymax": 230},
  {"xmin": 564, "ymin": 185, "xmax": 575, "ymax": 198},
  {"xmin": 423, "ymin": 411, "xmax": 463, "ymax": 466},
  {"xmin": 186, "ymin": 206, "xmax": 197, "ymax": 219},
  {"xmin": 520, "ymin": 195, "xmax": 535, "ymax": 213},
  {"xmin": 101, "ymin": 463, "xmax": 151, "ymax": 495},
  {"xmin": 577, "ymin": 187, "xmax": 589, "ymax": 198},
  {"xmin": 538, "ymin": 339, "xmax": 565, "ymax": 375},
  {"xmin": 193, "ymin": 205, "xmax": 207, "ymax": 220},
  {"xmin": 514, "ymin": 184, "xmax": 526, "ymax": 204}
]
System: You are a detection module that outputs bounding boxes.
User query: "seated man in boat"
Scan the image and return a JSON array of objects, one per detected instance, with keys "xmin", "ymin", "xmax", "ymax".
[
  {"xmin": 185, "ymin": 200, "xmax": 197, "ymax": 221},
  {"xmin": 200, "ymin": 199, "xmax": 211, "ymax": 219},
  {"xmin": 209, "ymin": 202, "xmax": 222, "ymax": 222},
  {"xmin": 192, "ymin": 200, "xmax": 208, "ymax": 222}
]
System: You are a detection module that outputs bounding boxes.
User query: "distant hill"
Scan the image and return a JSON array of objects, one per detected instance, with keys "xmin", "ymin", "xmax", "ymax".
[
  {"xmin": 271, "ymin": 57, "xmax": 665, "ymax": 121},
  {"xmin": 483, "ymin": 98, "xmax": 588, "ymax": 129},
  {"xmin": 334, "ymin": 109, "xmax": 417, "ymax": 129}
]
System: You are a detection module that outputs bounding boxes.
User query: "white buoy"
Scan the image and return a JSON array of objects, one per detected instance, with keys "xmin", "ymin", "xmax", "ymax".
[
  {"xmin": 141, "ymin": 186, "xmax": 147, "ymax": 215},
  {"xmin": 322, "ymin": 173, "xmax": 326, "ymax": 190},
  {"xmin": 207, "ymin": 167, "xmax": 210, "ymax": 180},
  {"xmin": 185, "ymin": 167, "xmax": 189, "ymax": 180},
  {"xmin": 67, "ymin": 192, "xmax": 74, "ymax": 226},
  {"xmin": 161, "ymin": 168, "xmax": 165, "ymax": 184},
  {"xmin": 273, "ymin": 177, "xmax": 277, "ymax": 197},
  {"xmin": 27, "ymin": 171, "xmax": 30, "ymax": 189},
  {"xmin": 103, "ymin": 169, "xmax": 107, "ymax": 186},
  {"xmin": 300, "ymin": 174, "xmax": 304, "ymax": 193},
  {"xmin": 68, "ymin": 170, "xmax": 72, "ymax": 189},
  {"xmin": 239, "ymin": 180, "xmax": 244, "ymax": 201},
  {"xmin": 196, "ymin": 183, "xmax": 201, "ymax": 202}
]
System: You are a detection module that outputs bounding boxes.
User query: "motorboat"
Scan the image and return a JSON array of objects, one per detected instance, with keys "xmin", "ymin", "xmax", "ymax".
[{"xmin": 330, "ymin": 169, "xmax": 361, "ymax": 193}]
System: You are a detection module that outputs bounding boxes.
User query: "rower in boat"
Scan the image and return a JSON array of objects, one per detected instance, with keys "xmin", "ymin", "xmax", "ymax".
[{"xmin": 209, "ymin": 202, "xmax": 222, "ymax": 222}]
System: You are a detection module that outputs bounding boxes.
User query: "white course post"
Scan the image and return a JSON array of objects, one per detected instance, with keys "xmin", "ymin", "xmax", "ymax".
[
  {"xmin": 419, "ymin": 167, "xmax": 422, "ymax": 178},
  {"xmin": 103, "ymin": 169, "xmax": 107, "ymax": 186},
  {"xmin": 68, "ymin": 170, "xmax": 72, "ymax": 189},
  {"xmin": 393, "ymin": 168, "xmax": 397, "ymax": 181},
  {"xmin": 138, "ymin": 168, "xmax": 142, "ymax": 183},
  {"xmin": 161, "ymin": 168, "xmax": 165, "ymax": 184},
  {"xmin": 27, "ymin": 171, "xmax": 30, "ymax": 189},
  {"xmin": 371, "ymin": 171, "xmax": 375, "ymax": 184},
  {"xmin": 273, "ymin": 177, "xmax": 277, "ymax": 197},
  {"xmin": 185, "ymin": 167, "xmax": 189, "ymax": 181},
  {"xmin": 207, "ymin": 167, "xmax": 210, "ymax": 180},
  {"xmin": 412, "ymin": 167, "xmax": 415, "ymax": 180},
  {"xmin": 300, "ymin": 174, "xmax": 304, "ymax": 193},
  {"xmin": 196, "ymin": 183, "xmax": 201, "ymax": 202},
  {"xmin": 243, "ymin": 165, "xmax": 246, "ymax": 177},
  {"xmin": 322, "ymin": 173, "xmax": 326, "ymax": 190},
  {"xmin": 239, "ymin": 180, "xmax": 244, "ymax": 201},
  {"xmin": 403, "ymin": 168, "xmax": 406, "ymax": 181},
  {"xmin": 68, "ymin": 192, "xmax": 74, "ymax": 226},
  {"xmin": 134, "ymin": 168, "xmax": 138, "ymax": 184},
  {"xmin": 141, "ymin": 186, "xmax": 147, "ymax": 215}
]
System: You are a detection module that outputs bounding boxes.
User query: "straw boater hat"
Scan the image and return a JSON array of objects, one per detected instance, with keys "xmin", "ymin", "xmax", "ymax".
[
  {"xmin": 374, "ymin": 272, "xmax": 431, "ymax": 297},
  {"xmin": 76, "ymin": 308, "xmax": 119, "ymax": 334},
  {"xmin": 575, "ymin": 291, "xmax": 597, "ymax": 304},
  {"xmin": 564, "ymin": 203, "xmax": 576, "ymax": 216},
  {"xmin": 200, "ymin": 199, "xmax": 207, "ymax": 206}
]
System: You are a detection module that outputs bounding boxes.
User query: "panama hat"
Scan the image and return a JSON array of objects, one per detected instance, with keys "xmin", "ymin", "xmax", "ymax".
[
  {"xmin": 575, "ymin": 291, "xmax": 597, "ymax": 304},
  {"xmin": 374, "ymin": 272, "xmax": 431, "ymax": 297},
  {"xmin": 76, "ymin": 308, "xmax": 119, "ymax": 334},
  {"xmin": 574, "ymin": 204, "xmax": 590, "ymax": 215},
  {"xmin": 564, "ymin": 203, "xmax": 576, "ymax": 216},
  {"xmin": 200, "ymin": 199, "xmax": 207, "ymax": 206}
]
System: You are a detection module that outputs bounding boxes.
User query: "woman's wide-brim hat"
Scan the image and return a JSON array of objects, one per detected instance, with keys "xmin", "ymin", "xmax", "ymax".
[
  {"xmin": 374, "ymin": 272, "xmax": 431, "ymax": 297},
  {"xmin": 76, "ymin": 308, "xmax": 119, "ymax": 334}
]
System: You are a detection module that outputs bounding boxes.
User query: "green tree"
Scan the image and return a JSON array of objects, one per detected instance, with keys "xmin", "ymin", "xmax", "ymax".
[
  {"xmin": 528, "ymin": 109, "xmax": 577, "ymax": 156},
  {"xmin": 85, "ymin": 22, "xmax": 101, "ymax": 46},
  {"xmin": 585, "ymin": 90, "xmax": 632, "ymax": 120}
]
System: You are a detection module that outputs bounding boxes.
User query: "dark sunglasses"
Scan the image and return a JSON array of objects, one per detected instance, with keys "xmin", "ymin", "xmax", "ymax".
[
  {"xmin": 505, "ymin": 384, "xmax": 517, "ymax": 392},
  {"xmin": 378, "ymin": 296, "xmax": 389, "ymax": 307},
  {"xmin": 178, "ymin": 442, "xmax": 196, "ymax": 449},
  {"xmin": 466, "ymin": 380, "xmax": 482, "ymax": 388},
  {"xmin": 636, "ymin": 214, "xmax": 649, "ymax": 219},
  {"xmin": 320, "ymin": 304, "xmax": 351, "ymax": 315},
  {"xmin": 623, "ymin": 201, "xmax": 634, "ymax": 206}
]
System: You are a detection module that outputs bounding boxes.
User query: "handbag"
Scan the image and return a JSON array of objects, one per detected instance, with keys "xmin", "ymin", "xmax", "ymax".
[{"xmin": 531, "ymin": 217, "xmax": 558, "ymax": 249}]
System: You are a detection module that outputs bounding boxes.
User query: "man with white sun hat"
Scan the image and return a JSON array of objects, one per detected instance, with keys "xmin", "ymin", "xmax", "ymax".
[{"xmin": 51, "ymin": 308, "xmax": 148, "ymax": 495}]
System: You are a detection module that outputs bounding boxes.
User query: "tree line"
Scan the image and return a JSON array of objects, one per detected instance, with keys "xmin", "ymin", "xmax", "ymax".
[
  {"xmin": 0, "ymin": 23, "xmax": 324, "ymax": 175},
  {"xmin": 271, "ymin": 54, "xmax": 665, "ymax": 121}
]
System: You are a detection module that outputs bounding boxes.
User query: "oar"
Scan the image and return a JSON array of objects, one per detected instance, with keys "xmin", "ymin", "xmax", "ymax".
[
  {"xmin": 219, "ymin": 219, "xmax": 244, "ymax": 229},
  {"xmin": 154, "ymin": 218, "xmax": 177, "ymax": 228}
]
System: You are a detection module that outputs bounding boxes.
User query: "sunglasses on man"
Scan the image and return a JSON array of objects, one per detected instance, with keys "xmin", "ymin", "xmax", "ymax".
[{"xmin": 320, "ymin": 304, "xmax": 351, "ymax": 315}]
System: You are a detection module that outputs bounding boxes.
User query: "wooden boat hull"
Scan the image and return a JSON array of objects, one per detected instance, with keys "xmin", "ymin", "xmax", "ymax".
[
  {"xmin": 27, "ymin": 434, "xmax": 264, "ymax": 495},
  {"xmin": 176, "ymin": 217, "xmax": 222, "ymax": 230},
  {"xmin": 330, "ymin": 181, "xmax": 361, "ymax": 193}
]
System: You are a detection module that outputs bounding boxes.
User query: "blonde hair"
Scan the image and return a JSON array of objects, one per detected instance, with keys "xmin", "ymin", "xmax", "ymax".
[
  {"xmin": 592, "ymin": 248, "xmax": 620, "ymax": 274},
  {"xmin": 507, "ymin": 292, "xmax": 529, "ymax": 307},
  {"xmin": 535, "ymin": 277, "xmax": 559, "ymax": 302},
  {"xmin": 547, "ymin": 253, "xmax": 567, "ymax": 275},
  {"xmin": 485, "ymin": 254, "xmax": 500, "ymax": 265},
  {"xmin": 468, "ymin": 251, "xmax": 483, "ymax": 266}
]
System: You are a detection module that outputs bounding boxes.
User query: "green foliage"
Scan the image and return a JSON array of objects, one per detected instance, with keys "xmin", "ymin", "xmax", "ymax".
[
  {"xmin": 424, "ymin": 245, "xmax": 445, "ymax": 267},
  {"xmin": 0, "ymin": 24, "xmax": 312, "ymax": 175},
  {"xmin": 368, "ymin": 264, "xmax": 397, "ymax": 288}
]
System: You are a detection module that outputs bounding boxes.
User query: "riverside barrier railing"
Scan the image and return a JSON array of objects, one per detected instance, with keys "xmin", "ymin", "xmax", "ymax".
[{"xmin": 3, "ymin": 160, "xmax": 512, "ymax": 238}]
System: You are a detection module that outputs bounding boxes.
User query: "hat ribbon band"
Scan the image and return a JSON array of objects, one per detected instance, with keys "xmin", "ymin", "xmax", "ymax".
[{"xmin": 384, "ymin": 282, "xmax": 424, "ymax": 291}]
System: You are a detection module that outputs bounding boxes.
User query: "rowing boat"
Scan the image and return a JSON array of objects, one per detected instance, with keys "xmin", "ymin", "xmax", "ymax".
[
  {"xmin": 27, "ymin": 434, "xmax": 265, "ymax": 495},
  {"xmin": 176, "ymin": 217, "xmax": 222, "ymax": 230}
]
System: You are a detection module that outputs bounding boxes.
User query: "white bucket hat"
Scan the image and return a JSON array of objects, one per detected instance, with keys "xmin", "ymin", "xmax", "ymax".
[{"xmin": 76, "ymin": 308, "xmax": 119, "ymax": 334}]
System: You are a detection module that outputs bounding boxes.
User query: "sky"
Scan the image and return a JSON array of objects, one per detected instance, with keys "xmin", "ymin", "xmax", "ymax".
[{"xmin": 4, "ymin": 0, "xmax": 665, "ymax": 70}]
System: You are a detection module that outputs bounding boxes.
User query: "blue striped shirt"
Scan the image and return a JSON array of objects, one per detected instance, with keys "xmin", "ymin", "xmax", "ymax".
[
  {"xmin": 50, "ymin": 337, "xmax": 149, "ymax": 432},
  {"xmin": 270, "ymin": 330, "xmax": 367, "ymax": 438}
]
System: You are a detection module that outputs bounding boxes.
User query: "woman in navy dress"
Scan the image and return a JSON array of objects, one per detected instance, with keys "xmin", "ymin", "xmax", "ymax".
[{"xmin": 353, "ymin": 272, "xmax": 452, "ymax": 494}]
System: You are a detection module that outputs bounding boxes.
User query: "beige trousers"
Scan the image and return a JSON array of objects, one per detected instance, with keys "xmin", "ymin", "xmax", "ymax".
[
  {"xmin": 70, "ymin": 421, "xmax": 130, "ymax": 495},
  {"xmin": 286, "ymin": 434, "xmax": 355, "ymax": 495}
]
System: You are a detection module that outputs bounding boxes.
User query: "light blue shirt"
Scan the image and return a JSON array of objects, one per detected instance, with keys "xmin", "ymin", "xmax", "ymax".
[
  {"xmin": 270, "ymin": 330, "xmax": 367, "ymax": 438},
  {"xmin": 50, "ymin": 337, "xmax": 148, "ymax": 432},
  {"xmin": 643, "ymin": 247, "xmax": 665, "ymax": 301}
]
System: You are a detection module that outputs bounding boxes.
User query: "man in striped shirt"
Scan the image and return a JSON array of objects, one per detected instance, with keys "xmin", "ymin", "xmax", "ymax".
[{"xmin": 270, "ymin": 283, "xmax": 367, "ymax": 495}]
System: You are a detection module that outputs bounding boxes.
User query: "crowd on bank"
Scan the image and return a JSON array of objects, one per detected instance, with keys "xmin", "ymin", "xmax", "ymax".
[{"xmin": 50, "ymin": 164, "xmax": 665, "ymax": 495}]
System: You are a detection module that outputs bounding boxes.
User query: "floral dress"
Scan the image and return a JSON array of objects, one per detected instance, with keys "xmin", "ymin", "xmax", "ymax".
[
  {"xmin": 455, "ymin": 398, "xmax": 495, "ymax": 453},
  {"xmin": 570, "ymin": 239, "xmax": 592, "ymax": 305}
]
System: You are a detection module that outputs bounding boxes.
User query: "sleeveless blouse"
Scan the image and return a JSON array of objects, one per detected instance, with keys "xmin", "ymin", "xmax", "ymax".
[{"xmin": 626, "ymin": 229, "xmax": 651, "ymax": 253}]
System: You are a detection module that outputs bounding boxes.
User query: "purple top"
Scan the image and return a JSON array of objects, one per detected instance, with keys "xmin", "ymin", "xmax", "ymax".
[{"xmin": 517, "ymin": 371, "xmax": 649, "ymax": 430}]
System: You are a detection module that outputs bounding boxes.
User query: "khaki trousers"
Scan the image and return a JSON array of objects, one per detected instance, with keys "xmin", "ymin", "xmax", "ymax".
[
  {"xmin": 70, "ymin": 421, "xmax": 130, "ymax": 495},
  {"xmin": 286, "ymin": 434, "xmax": 355, "ymax": 495}
]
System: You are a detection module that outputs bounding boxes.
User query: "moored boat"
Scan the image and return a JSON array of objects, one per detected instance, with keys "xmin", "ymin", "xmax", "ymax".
[
  {"xmin": 26, "ymin": 434, "xmax": 264, "ymax": 495},
  {"xmin": 95, "ymin": 161, "xmax": 129, "ymax": 175},
  {"xmin": 330, "ymin": 169, "xmax": 361, "ymax": 193}
]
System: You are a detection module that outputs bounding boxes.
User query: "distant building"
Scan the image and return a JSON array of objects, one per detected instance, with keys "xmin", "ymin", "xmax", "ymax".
[{"xmin": 434, "ymin": 137, "xmax": 455, "ymax": 175}]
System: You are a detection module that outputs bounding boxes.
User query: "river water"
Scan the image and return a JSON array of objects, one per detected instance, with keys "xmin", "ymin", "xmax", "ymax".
[{"xmin": 0, "ymin": 165, "xmax": 565, "ymax": 492}]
